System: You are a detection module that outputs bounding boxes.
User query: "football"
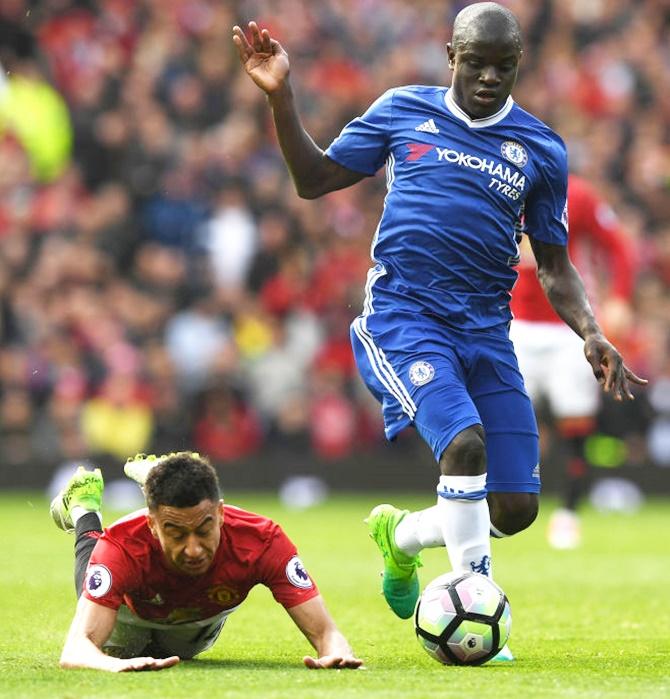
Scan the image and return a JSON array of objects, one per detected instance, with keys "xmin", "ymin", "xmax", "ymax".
[{"xmin": 414, "ymin": 571, "xmax": 511, "ymax": 666}]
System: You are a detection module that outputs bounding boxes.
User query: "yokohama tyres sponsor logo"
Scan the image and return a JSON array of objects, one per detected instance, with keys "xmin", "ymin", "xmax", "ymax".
[{"xmin": 435, "ymin": 147, "xmax": 526, "ymax": 190}]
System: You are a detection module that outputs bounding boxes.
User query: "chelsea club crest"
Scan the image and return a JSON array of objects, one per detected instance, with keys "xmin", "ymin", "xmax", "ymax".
[
  {"xmin": 500, "ymin": 141, "xmax": 528, "ymax": 167},
  {"xmin": 409, "ymin": 361, "xmax": 435, "ymax": 387}
]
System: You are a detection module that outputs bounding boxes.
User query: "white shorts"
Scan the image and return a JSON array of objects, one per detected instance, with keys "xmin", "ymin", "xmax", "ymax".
[
  {"xmin": 104, "ymin": 604, "xmax": 238, "ymax": 659},
  {"xmin": 509, "ymin": 320, "xmax": 599, "ymax": 419}
]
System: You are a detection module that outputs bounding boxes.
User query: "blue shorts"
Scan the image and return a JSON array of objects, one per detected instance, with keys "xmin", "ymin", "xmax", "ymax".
[{"xmin": 351, "ymin": 311, "xmax": 540, "ymax": 493}]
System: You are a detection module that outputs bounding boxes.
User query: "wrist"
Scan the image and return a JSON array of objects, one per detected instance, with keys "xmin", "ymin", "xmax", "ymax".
[
  {"xmin": 578, "ymin": 314, "xmax": 603, "ymax": 339},
  {"xmin": 583, "ymin": 328, "xmax": 605, "ymax": 343},
  {"xmin": 267, "ymin": 81, "xmax": 293, "ymax": 106}
]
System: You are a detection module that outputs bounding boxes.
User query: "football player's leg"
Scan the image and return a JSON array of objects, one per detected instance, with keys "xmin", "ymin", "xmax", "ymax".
[
  {"xmin": 353, "ymin": 317, "xmax": 489, "ymax": 609},
  {"xmin": 545, "ymin": 330, "xmax": 599, "ymax": 548},
  {"xmin": 351, "ymin": 317, "xmax": 423, "ymax": 618},
  {"xmin": 407, "ymin": 355, "xmax": 491, "ymax": 578},
  {"xmin": 393, "ymin": 505, "xmax": 444, "ymax": 555},
  {"xmin": 467, "ymin": 339, "xmax": 539, "ymax": 664},
  {"xmin": 435, "ymin": 425, "xmax": 493, "ymax": 576},
  {"xmin": 50, "ymin": 466, "xmax": 105, "ymax": 595},
  {"xmin": 470, "ymin": 337, "xmax": 541, "ymax": 536},
  {"xmin": 74, "ymin": 517, "xmax": 103, "ymax": 597}
]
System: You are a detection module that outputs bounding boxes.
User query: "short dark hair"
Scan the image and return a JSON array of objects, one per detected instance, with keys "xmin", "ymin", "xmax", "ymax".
[
  {"xmin": 452, "ymin": 2, "xmax": 523, "ymax": 52},
  {"xmin": 144, "ymin": 452, "xmax": 220, "ymax": 510}
]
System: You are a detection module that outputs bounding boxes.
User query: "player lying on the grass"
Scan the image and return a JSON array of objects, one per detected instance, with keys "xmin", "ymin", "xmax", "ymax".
[{"xmin": 51, "ymin": 452, "xmax": 362, "ymax": 672}]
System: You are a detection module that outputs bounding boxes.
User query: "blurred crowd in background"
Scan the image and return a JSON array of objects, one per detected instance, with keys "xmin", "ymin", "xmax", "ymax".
[{"xmin": 0, "ymin": 0, "xmax": 669, "ymax": 487}]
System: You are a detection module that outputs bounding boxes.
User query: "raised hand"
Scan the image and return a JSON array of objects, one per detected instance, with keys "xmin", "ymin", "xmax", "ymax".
[
  {"xmin": 583, "ymin": 334, "xmax": 647, "ymax": 401},
  {"xmin": 232, "ymin": 22, "xmax": 290, "ymax": 95}
]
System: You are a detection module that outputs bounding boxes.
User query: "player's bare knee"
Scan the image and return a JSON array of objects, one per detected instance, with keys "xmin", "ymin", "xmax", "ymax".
[
  {"xmin": 488, "ymin": 493, "xmax": 538, "ymax": 535},
  {"xmin": 439, "ymin": 426, "xmax": 486, "ymax": 476}
]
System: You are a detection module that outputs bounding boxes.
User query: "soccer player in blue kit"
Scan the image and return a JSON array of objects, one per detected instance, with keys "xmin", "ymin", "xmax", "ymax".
[{"xmin": 233, "ymin": 2, "xmax": 646, "ymax": 658}]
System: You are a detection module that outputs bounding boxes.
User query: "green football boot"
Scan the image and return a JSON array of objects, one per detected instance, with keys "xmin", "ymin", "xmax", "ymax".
[
  {"xmin": 366, "ymin": 503, "xmax": 422, "ymax": 619},
  {"xmin": 50, "ymin": 466, "xmax": 104, "ymax": 533},
  {"xmin": 124, "ymin": 452, "xmax": 166, "ymax": 486},
  {"xmin": 124, "ymin": 451, "xmax": 202, "ymax": 487}
]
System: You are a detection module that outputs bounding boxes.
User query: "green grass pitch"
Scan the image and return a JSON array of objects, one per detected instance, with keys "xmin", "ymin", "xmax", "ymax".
[{"xmin": 1, "ymin": 491, "xmax": 668, "ymax": 699}]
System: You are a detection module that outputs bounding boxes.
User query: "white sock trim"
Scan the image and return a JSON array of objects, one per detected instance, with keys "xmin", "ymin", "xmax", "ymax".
[
  {"xmin": 71, "ymin": 506, "xmax": 102, "ymax": 526},
  {"xmin": 437, "ymin": 473, "xmax": 488, "ymax": 501}
]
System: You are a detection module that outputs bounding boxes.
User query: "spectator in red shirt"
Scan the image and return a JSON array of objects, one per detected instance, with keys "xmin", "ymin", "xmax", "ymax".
[
  {"xmin": 193, "ymin": 384, "xmax": 262, "ymax": 462},
  {"xmin": 510, "ymin": 174, "xmax": 636, "ymax": 549}
]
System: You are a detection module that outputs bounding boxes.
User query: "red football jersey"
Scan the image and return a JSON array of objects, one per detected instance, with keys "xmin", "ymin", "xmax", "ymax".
[
  {"xmin": 511, "ymin": 175, "xmax": 634, "ymax": 323},
  {"xmin": 83, "ymin": 505, "xmax": 319, "ymax": 622}
]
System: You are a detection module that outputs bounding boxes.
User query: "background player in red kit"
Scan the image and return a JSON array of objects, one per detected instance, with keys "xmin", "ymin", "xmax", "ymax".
[
  {"xmin": 50, "ymin": 453, "xmax": 362, "ymax": 672},
  {"xmin": 510, "ymin": 174, "xmax": 635, "ymax": 549}
]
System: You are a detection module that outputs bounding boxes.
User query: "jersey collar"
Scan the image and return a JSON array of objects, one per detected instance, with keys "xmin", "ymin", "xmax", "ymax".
[{"xmin": 444, "ymin": 89, "xmax": 514, "ymax": 129}]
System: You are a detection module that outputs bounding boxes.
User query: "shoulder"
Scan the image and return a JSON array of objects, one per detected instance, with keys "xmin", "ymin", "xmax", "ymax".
[
  {"xmin": 508, "ymin": 104, "xmax": 567, "ymax": 161},
  {"xmin": 96, "ymin": 509, "xmax": 153, "ymax": 557},
  {"xmin": 105, "ymin": 508, "xmax": 150, "ymax": 537},
  {"xmin": 221, "ymin": 505, "xmax": 297, "ymax": 572},
  {"xmin": 367, "ymin": 84, "xmax": 446, "ymax": 109},
  {"xmin": 392, "ymin": 84, "xmax": 446, "ymax": 97},
  {"xmin": 86, "ymin": 511, "xmax": 149, "ymax": 598},
  {"xmin": 384, "ymin": 84, "xmax": 446, "ymax": 105},
  {"xmin": 222, "ymin": 505, "xmax": 283, "ymax": 546}
]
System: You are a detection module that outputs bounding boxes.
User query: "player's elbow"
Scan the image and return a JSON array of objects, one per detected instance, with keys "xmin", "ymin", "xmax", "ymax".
[
  {"xmin": 296, "ymin": 188, "xmax": 320, "ymax": 200},
  {"xmin": 293, "ymin": 157, "xmax": 359, "ymax": 199},
  {"xmin": 295, "ymin": 182, "xmax": 327, "ymax": 199}
]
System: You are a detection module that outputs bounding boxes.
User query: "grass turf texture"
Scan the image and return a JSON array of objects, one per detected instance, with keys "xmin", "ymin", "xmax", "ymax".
[{"xmin": 1, "ymin": 492, "xmax": 669, "ymax": 699}]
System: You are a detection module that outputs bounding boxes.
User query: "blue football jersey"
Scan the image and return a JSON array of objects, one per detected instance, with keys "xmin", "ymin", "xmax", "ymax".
[{"xmin": 325, "ymin": 86, "xmax": 568, "ymax": 330}]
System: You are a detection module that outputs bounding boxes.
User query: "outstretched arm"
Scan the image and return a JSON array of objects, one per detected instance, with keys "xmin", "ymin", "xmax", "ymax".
[
  {"xmin": 232, "ymin": 22, "xmax": 364, "ymax": 199},
  {"xmin": 286, "ymin": 595, "xmax": 363, "ymax": 669},
  {"xmin": 60, "ymin": 597, "xmax": 180, "ymax": 672},
  {"xmin": 529, "ymin": 237, "xmax": 646, "ymax": 400}
]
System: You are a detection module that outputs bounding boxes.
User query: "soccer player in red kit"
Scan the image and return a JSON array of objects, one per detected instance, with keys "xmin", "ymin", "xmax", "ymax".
[
  {"xmin": 51, "ymin": 453, "xmax": 362, "ymax": 671},
  {"xmin": 510, "ymin": 174, "xmax": 635, "ymax": 549}
]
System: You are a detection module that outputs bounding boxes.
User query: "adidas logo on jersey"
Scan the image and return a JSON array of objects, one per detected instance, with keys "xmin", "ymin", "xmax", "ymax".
[{"xmin": 415, "ymin": 118, "xmax": 439, "ymax": 134}]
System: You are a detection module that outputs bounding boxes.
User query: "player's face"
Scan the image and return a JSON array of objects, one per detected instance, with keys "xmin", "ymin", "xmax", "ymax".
[
  {"xmin": 447, "ymin": 33, "xmax": 521, "ymax": 119},
  {"xmin": 148, "ymin": 499, "xmax": 224, "ymax": 577}
]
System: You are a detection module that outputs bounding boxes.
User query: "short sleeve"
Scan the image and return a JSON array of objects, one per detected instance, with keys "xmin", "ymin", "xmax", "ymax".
[
  {"xmin": 325, "ymin": 89, "xmax": 394, "ymax": 176},
  {"xmin": 256, "ymin": 525, "xmax": 320, "ymax": 609},
  {"xmin": 82, "ymin": 538, "xmax": 136, "ymax": 610},
  {"xmin": 524, "ymin": 137, "xmax": 569, "ymax": 246}
]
